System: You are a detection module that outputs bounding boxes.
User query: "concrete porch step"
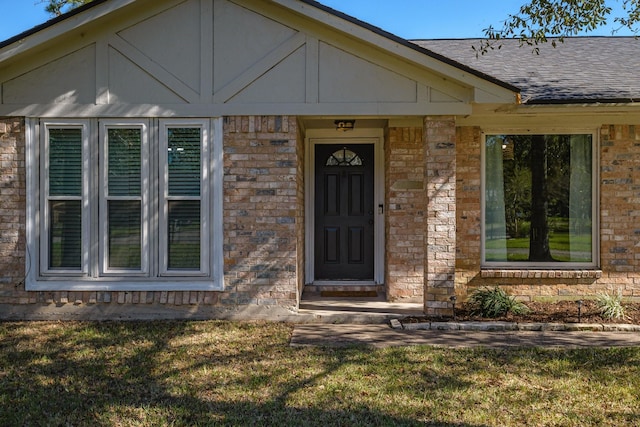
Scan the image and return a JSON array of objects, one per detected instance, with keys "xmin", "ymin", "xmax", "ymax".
[
  {"xmin": 298, "ymin": 290, "xmax": 424, "ymax": 324},
  {"xmin": 303, "ymin": 282, "xmax": 385, "ymax": 294}
]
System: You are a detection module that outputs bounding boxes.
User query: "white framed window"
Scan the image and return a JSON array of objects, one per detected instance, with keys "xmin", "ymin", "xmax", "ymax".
[
  {"xmin": 40, "ymin": 121, "xmax": 90, "ymax": 276},
  {"xmin": 26, "ymin": 118, "xmax": 224, "ymax": 291},
  {"xmin": 482, "ymin": 130, "xmax": 599, "ymax": 269},
  {"xmin": 159, "ymin": 120, "xmax": 210, "ymax": 276},
  {"xmin": 99, "ymin": 121, "xmax": 150, "ymax": 276}
]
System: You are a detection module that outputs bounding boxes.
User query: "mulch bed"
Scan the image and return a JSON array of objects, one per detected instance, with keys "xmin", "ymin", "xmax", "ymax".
[{"xmin": 403, "ymin": 300, "xmax": 640, "ymax": 325}]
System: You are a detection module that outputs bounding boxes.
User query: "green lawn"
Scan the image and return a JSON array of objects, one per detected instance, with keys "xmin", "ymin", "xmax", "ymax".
[
  {"xmin": 1, "ymin": 321, "xmax": 639, "ymax": 426},
  {"xmin": 485, "ymin": 232, "xmax": 592, "ymax": 262}
]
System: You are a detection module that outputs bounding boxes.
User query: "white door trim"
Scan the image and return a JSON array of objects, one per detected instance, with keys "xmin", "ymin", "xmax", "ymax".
[{"xmin": 304, "ymin": 128, "xmax": 385, "ymax": 285}]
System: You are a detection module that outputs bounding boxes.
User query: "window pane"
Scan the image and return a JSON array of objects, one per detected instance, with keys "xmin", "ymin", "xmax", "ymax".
[
  {"xmin": 49, "ymin": 200, "xmax": 82, "ymax": 269},
  {"xmin": 108, "ymin": 129, "xmax": 141, "ymax": 196},
  {"xmin": 49, "ymin": 128, "xmax": 82, "ymax": 196},
  {"xmin": 484, "ymin": 134, "xmax": 592, "ymax": 263},
  {"xmin": 326, "ymin": 147, "xmax": 363, "ymax": 166},
  {"xmin": 168, "ymin": 128, "xmax": 201, "ymax": 196},
  {"xmin": 108, "ymin": 201, "xmax": 141, "ymax": 269},
  {"xmin": 167, "ymin": 201, "xmax": 200, "ymax": 269}
]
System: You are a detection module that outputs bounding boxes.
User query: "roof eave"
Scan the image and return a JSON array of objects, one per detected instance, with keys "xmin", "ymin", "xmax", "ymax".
[
  {"xmin": 0, "ymin": 0, "xmax": 138, "ymax": 62},
  {"xmin": 296, "ymin": 0, "xmax": 520, "ymax": 95},
  {"xmin": 526, "ymin": 98, "xmax": 639, "ymax": 105},
  {"xmin": 0, "ymin": 0, "xmax": 111, "ymax": 49}
]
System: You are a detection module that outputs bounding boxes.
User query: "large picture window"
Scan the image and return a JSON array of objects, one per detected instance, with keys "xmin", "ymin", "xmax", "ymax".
[
  {"xmin": 483, "ymin": 132, "xmax": 597, "ymax": 267},
  {"xmin": 27, "ymin": 118, "xmax": 223, "ymax": 291}
]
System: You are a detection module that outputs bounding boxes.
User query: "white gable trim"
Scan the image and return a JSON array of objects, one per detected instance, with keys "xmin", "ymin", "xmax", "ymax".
[
  {"xmin": 0, "ymin": 0, "xmax": 136, "ymax": 62},
  {"xmin": 266, "ymin": 0, "xmax": 517, "ymax": 102},
  {"xmin": 0, "ymin": 0, "xmax": 518, "ymax": 117}
]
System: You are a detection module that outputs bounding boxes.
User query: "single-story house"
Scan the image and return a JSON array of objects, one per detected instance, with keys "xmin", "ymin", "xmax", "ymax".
[{"xmin": 1, "ymin": 0, "xmax": 639, "ymax": 320}]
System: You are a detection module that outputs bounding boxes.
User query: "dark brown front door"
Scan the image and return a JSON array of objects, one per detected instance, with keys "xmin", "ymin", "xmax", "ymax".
[{"xmin": 314, "ymin": 144, "xmax": 374, "ymax": 280}]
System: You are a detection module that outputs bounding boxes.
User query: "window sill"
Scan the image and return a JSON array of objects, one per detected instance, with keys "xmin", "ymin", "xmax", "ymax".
[
  {"xmin": 480, "ymin": 269, "xmax": 602, "ymax": 279},
  {"xmin": 26, "ymin": 278, "xmax": 224, "ymax": 292}
]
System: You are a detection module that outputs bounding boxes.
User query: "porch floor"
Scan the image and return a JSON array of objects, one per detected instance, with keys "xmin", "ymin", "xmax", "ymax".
[{"xmin": 298, "ymin": 291, "xmax": 424, "ymax": 324}]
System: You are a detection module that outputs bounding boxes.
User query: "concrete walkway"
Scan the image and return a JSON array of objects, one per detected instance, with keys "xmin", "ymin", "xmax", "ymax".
[
  {"xmin": 291, "ymin": 324, "xmax": 640, "ymax": 348},
  {"xmin": 294, "ymin": 292, "xmax": 640, "ymax": 348}
]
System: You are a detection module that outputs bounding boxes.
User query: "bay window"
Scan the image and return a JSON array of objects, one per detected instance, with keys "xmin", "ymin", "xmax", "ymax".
[
  {"xmin": 27, "ymin": 118, "xmax": 223, "ymax": 290},
  {"xmin": 483, "ymin": 132, "xmax": 598, "ymax": 268}
]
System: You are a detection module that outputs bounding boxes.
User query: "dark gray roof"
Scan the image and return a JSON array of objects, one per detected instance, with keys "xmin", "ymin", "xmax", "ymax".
[{"xmin": 413, "ymin": 37, "xmax": 640, "ymax": 104}]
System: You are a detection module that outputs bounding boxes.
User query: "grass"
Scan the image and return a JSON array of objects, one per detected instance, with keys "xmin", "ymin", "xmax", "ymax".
[
  {"xmin": 1, "ymin": 321, "xmax": 640, "ymax": 426},
  {"xmin": 485, "ymin": 232, "xmax": 592, "ymax": 262}
]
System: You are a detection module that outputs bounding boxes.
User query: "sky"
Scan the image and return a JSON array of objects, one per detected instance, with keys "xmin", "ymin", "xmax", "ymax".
[{"xmin": 0, "ymin": 0, "xmax": 635, "ymax": 43}]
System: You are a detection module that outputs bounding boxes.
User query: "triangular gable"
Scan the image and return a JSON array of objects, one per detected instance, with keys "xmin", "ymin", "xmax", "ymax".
[{"xmin": 0, "ymin": 0, "xmax": 518, "ymax": 117}]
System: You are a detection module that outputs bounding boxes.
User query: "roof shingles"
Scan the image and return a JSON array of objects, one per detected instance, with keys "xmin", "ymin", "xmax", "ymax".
[{"xmin": 412, "ymin": 37, "xmax": 640, "ymax": 104}]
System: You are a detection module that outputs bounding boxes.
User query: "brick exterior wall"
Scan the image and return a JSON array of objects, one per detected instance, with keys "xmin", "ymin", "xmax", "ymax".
[
  {"xmin": 0, "ymin": 118, "xmax": 27, "ymax": 303},
  {"xmin": 455, "ymin": 124, "xmax": 640, "ymax": 302},
  {"xmin": 385, "ymin": 117, "xmax": 458, "ymax": 312},
  {"xmin": 4, "ymin": 115, "xmax": 640, "ymax": 318},
  {"xmin": 223, "ymin": 116, "xmax": 300, "ymax": 309},
  {"xmin": 424, "ymin": 116, "xmax": 457, "ymax": 315},
  {"xmin": 385, "ymin": 126, "xmax": 425, "ymax": 302},
  {"xmin": 599, "ymin": 125, "xmax": 640, "ymax": 300},
  {"xmin": 0, "ymin": 116, "xmax": 301, "ymax": 319},
  {"xmin": 295, "ymin": 123, "xmax": 306, "ymax": 295}
]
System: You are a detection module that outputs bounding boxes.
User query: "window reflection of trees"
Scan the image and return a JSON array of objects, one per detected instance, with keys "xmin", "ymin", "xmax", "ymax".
[{"xmin": 486, "ymin": 134, "xmax": 592, "ymax": 263}]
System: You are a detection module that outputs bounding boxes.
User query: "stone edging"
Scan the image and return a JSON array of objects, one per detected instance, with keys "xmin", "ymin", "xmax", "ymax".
[{"xmin": 390, "ymin": 319, "xmax": 640, "ymax": 332}]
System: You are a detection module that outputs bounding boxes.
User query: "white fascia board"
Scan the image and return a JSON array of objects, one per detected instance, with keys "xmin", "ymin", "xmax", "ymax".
[
  {"xmin": 0, "ymin": 101, "xmax": 473, "ymax": 118},
  {"xmin": 0, "ymin": 0, "xmax": 137, "ymax": 63},
  {"xmin": 268, "ymin": 0, "xmax": 519, "ymax": 104},
  {"xmin": 460, "ymin": 102, "xmax": 640, "ymax": 127}
]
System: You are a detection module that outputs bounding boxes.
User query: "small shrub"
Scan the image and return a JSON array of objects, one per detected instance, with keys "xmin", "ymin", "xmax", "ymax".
[
  {"xmin": 467, "ymin": 287, "xmax": 530, "ymax": 318},
  {"xmin": 596, "ymin": 290, "xmax": 626, "ymax": 320}
]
